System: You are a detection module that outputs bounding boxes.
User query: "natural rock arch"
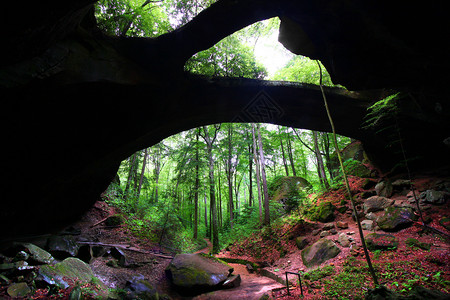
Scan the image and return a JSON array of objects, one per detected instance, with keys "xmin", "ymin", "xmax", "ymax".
[{"xmin": 1, "ymin": 0, "xmax": 449, "ymax": 238}]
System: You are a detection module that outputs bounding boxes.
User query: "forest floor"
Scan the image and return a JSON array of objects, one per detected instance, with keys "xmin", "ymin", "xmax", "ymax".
[
  {"xmin": 66, "ymin": 173, "xmax": 450, "ymax": 299},
  {"xmin": 5, "ymin": 174, "xmax": 446, "ymax": 299}
]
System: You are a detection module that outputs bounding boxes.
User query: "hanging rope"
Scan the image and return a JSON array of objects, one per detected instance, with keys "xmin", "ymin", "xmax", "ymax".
[{"xmin": 316, "ymin": 60, "xmax": 379, "ymax": 286}]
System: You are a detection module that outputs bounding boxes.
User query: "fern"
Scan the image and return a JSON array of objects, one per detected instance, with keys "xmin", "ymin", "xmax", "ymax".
[{"xmin": 362, "ymin": 92, "xmax": 401, "ymax": 130}]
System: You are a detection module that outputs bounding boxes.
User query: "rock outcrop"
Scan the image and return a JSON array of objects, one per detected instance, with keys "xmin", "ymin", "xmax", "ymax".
[
  {"xmin": 376, "ymin": 207, "xmax": 416, "ymax": 231},
  {"xmin": 165, "ymin": 253, "xmax": 238, "ymax": 295},
  {"xmin": 301, "ymin": 238, "xmax": 341, "ymax": 268}
]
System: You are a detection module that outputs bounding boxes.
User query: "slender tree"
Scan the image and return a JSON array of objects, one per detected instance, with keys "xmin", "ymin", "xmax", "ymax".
[
  {"xmin": 251, "ymin": 124, "xmax": 263, "ymax": 224},
  {"xmin": 200, "ymin": 124, "xmax": 221, "ymax": 253},
  {"xmin": 193, "ymin": 129, "xmax": 200, "ymax": 239},
  {"xmin": 136, "ymin": 148, "xmax": 149, "ymax": 202},
  {"xmin": 313, "ymin": 131, "xmax": 330, "ymax": 189},
  {"xmin": 257, "ymin": 124, "xmax": 270, "ymax": 225},
  {"xmin": 278, "ymin": 125, "xmax": 290, "ymax": 176},
  {"xmin": 286, "ymin": 130, "xmax": 297, "ymax": 176}
]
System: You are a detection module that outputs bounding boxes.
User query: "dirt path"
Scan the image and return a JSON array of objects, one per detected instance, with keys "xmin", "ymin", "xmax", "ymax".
[
  {"xmin": 195, "ymin": 238, "xmax": 213, "ymax": 254},
  {"xmin": 191, "ymin": 239, "xmax": 285, "ymax": 299},
  {"xmin": 193, "ymin": 263, "xmax": 285, "ymax": 300}
]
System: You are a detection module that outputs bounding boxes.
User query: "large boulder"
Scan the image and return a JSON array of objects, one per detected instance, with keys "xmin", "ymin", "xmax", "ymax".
[
  {"xmin": 376, "ymin": 207, "xmax": 416, "ymax": 231},
  {"xmin": 165, "ymin": 253, "xmax": 234, "ymax": 295},
  {"xmin": 20, "ymin": 243, "xmax": 55, "ymax": 265},
  {"xmin": 420, "ymin": 190, "xmax": 450, "ymax": 205},
  {"xmin": 310, "ymin": 201, "xmax": 335, "ymax": 223},
  {"xmin": 301, "ymin": 238, "xmax": 341, "ymax": 268},
  {"xmin": 375, "ymin": 181, "xmax": 393, "ymax": 198},
  {"xmin": 363, "ymin": 196, "xmax": 394, "ymax": 213},
  {"xmin": 37, "ymin": 257, "xmax": 103, "ymax": 290}
]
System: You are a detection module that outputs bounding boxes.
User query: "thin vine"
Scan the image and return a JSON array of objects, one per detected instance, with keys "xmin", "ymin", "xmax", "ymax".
[{"xmin": 316, "ymin": 60, "xmax": 379, "ymax": 286}]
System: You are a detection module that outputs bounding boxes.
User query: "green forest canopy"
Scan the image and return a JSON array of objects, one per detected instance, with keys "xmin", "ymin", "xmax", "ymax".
[{"xmin": 97, "ymin": 0, "xmax": 349, "ymax": 251}]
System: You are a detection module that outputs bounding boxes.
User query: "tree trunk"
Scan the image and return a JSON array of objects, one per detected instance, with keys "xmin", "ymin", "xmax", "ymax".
[
  {"xmin": 204, "ymin": 192, "xmax": 209, "ymax": 239},
  {"xmin": 201, "ymin": 125, "xmax": 220, "ymax": 253},
  {"xmin": 124, "ymin": 152, "xmax": 138, "ymax": 199},
  {"xmin": 251, "ymin": 124, "xmax": 263, "ymax": 224},
  {"xmin": 227, "ymin": 124, "xmax": 234, "ymax": 229},
  {"xmin": 193, "ymin": 129, "xmax": 200, "ymax": 239},
  {"xmin": 257, "ymin": 124, "xmax": 270, "ymax": 226},
  {"xmin": 286, "ymin": 131, "xmax": 297, "ymax": 177},
  {"xmin": 278, "ymin": 126, "xmax": 290, "ymax": 176},
  {"xmin": 136, "ymin": 148, "xmax": 149, "ymax": 205},
  {"xmin": 313, "ymin": 131, "xmax": 329, "ymax": 189},
  {"xmin": 248, "ymin": 140, "xmax": 253, "ymax": 207}
]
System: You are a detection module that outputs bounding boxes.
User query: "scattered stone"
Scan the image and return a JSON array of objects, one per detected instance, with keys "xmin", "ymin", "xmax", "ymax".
[
  {"xmin": 47, "ymin": 235, "xmax": 79, "ymax": 259},
  {"xmin": 295, "ymin": 237, "xmax": 309, "ymax": 250},
  {"xmin": 77, "ymin": 244, "xmax": 93, "ymax": 264},
  {"xmin": 14, "ymin": 251, "xmax": 29, "ymax": 262},
  {"xmin": 124, "ymin": 274, "xmax": 161, "ymax": 299},
  {"xmin": 301, "ymin": 238, "xmax": 341, "ymax": 268},
  {"xmin": 7, "ymin": 282, "xmax": 31, "ymax": 298},
  {"xmin": 351, "ymin": 210, "xmax": 365, "ymax": 221},
  {"xmin": 336, "ymin": 221, "xmax": 348, "ymax": 229},
  {"xmin": 323, "ymin": 223, "xmax": 335, "ymax": 230},
  {"xmin": 362, "ymin": 179, "xmax": 377, "ymax": 190},
  {"xmin": 392, "ymin": 179, "xmax": 411, "ymax": 188},
  {"xmin": 246, "ymin": 264, "xmax": 254, "ymax": 273},
  {"xmin": 376, "ymin": 207, "xmax": 416, "ymax": 231},
  {"xmin": 337, "ymin": 233, "xmax": 351, "ymax": 247},
  {"xmin": 375, "ymin": 181, "xmax": 393, "ymax": 198},
  {"xmin": 320, "ymin": 231, "xmax": 330, "ymax": 237},
  {"xmin": 0, "ymin": 273, "xmax": 10, "ymax": 284},
  {"xmin": 363, "ymin": 196, "xmax": 394, "ymax": 213},
  {"xmin": 315, "ymin": 201, "xmax": 335, "ymax": 223},
  {"xmin": 165, "ymin": 253, "xmax": 233, "ymax": 294},
  {"xmin": 21, "ymin": 243, "xmax": 55, "ymax": 265},
  {"xmin": 110, "ymin": 247, "xmax": 126, "ymax": 260},
  {"xmin": 365, "ymin": 212, "xmax": 376, "ymax": 220},
  {"xmin": 311, "ymin": 229, "xmax": 321, "ymax": 236},
  {"xmin": 347, "ymin": 231, "xmax": 355, "ymax": 235},
  {"xmin": 330, "ymin": 228, "xmax": 337, "ymax": 235},
  {"xmin": 336, "ymin": 206, "xmax": 348, "ymax": 214},
  {"xmin": 361, "ymin": 220, "xmax": 374, "ymax": 231},
  {"xmin": 361, "ymin": 191, "xmax": 377, "ymax": 199},
  {"xmin": 222, "ymin": 274, "xmax": 241, "ymax": 289},
  {"xmin": 365, "ymin": 233, "xmax": 398, "ymax": 250},
  {"xmin": 92, "ymin": 245, "xmax": 108, "ymax": 257},
  {"xmin": 421, "ymin": 190, "xmax": 449, "ymax": 205},
  {"xmin": 37, "ymin": 257, "xmax": 99, "ymax": 289}
]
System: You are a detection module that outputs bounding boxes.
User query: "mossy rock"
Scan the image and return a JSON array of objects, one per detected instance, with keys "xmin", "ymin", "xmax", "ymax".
[
  {"xmin": 38, "ymin": 257, "xmax": 100, "ymax": 289},
  {"xmin": 313, "ymin": 201, "xmax": 335, "ymax": 223},
  {"xmin": 165, "ymin": 253, "xmax": 233, "ymax": 293},
  {"xmin": 365, "ymin": 233, "xmax": 398, "ymax": 251},
  {"xmin": 295, "ymin": 236, "xmax": 309, "ymax": 250},
  {"xmin": 301, "ymin": 238, "xmax": 340, "ymax": 268},
  {"xmin": 7, "ymin": 282, "xmax": 31, "ymax": 298},
  {"xmin": 343, "ymin": 159, "xmax": 373, "ymax": 178},
  {"xmin": 376, "ymin": 206, "xmax": 416, "ymax": 231}
]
